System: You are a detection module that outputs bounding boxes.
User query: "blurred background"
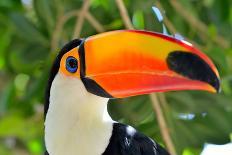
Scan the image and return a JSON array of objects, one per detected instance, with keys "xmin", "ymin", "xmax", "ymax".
[{"xmin": 0, "ymin": 0, "xmax": 232, "ymax": 154}]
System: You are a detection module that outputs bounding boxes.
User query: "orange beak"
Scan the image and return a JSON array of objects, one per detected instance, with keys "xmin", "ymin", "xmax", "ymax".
[{"xmin": 79, "ymin": 30, "xmax": 220, "ymax": 98}]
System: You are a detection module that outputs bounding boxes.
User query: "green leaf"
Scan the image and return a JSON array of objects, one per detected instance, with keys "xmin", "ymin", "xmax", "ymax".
[
  {"xmin": 0, "ymin": 26, "xmax": 12, "ymax": 69},
  {"xmin": 0, "ymin": 82, "xmax": 15, "ymax": 115},
  {"xmin": 10, "ymin": 13, "xmax": 48, "ymax": 46},
  {"xmin": 182, "ymin": 147, "xmax": 201, "ymax": 155},
  {"xmin": 132, "ymin": 10, "xmax": 145, "ymax": 29},
  {"xmin": 33, "ymin": 0, "xmax": 54, "ymax": 34},
  {"xmin": 27, "ymin": 139, "xmax": 43, "ymax": 154}
]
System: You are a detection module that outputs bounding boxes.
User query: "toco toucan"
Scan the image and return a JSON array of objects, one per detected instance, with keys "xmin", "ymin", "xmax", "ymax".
[{"xmin": 44, "ymin": 30, "xmax": 220, "ymax": 155}]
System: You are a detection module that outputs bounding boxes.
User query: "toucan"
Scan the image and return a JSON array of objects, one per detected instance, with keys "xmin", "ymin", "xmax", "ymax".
[{"xmin": 44, "ymin": 30, "xmax": 220, "ymax": 155}]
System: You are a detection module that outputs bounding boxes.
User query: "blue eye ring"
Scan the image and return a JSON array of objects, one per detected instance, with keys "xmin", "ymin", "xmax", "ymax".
[{"xmin": 66, "ymin": 56, "xmax": 78, "ymax": 73}]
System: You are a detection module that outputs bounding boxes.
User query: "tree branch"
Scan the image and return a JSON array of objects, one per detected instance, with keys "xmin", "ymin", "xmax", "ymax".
[
  {"xmin": 51, "ymin": 11, "xmax": 80, "ymax": 52},
  {"xmin": 150, "ymin": 94, "xmax": 177, "ymax": 155},
  {"xmin": 115, "ymin": 0, "xmax": 134, "ymax": 29},
  {"xmin": 169, "ymin": 0, "xmax": 230, "ymax": 49},
  {"xmin": 51, "ymin": 10, "xmax": 105, "ymax": 51},
  {"xmin": 85, "ymin": 12, "xmax": 105, "ymax": 32},
  {"xmin": 72, "ymin": 0, "xmax": 91, "ymax": 39}
]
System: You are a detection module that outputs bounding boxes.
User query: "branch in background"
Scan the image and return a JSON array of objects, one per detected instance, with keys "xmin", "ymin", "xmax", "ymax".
[
  {"xmin": 85, "ymin": 12, "xmax": 105, "ymax": 33},
  {"xmin": 51, "ymin": 11, "xmax": 79, "ymax": 51},
  {"xmin": 157, "ymin": 93, "xmax": 169, "ymax": 110},
  {"xmin": 51, "ymin": 10, "xmax": 105, "ymax": 51},
  {"xmin": 150, "ymin": 94, "xmax": 177, "ymax": 155},
  {"xmin": 115, "ymin": 0, "xmax": 176, "ymax": 154},
  {"xmin": 72, "ymin": 0, "xmax": 91, "ymax": 39},
  {"xmin": 169, "ymin": 0, "xmax": 230, "ymax": 49},
  {"xmin": 115, "ymin": 0, "xmax": 134, "ymax": 29}
]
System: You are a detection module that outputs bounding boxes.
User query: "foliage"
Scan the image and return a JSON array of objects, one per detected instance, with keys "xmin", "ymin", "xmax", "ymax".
[{"xmin": 0, "ymin": 0, "xmax": 231, "ymax": 154}]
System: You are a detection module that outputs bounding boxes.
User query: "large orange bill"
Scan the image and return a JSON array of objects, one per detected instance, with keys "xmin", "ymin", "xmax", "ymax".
[{"xmin": 79, "ymin": 30, "xmax": 220, "ymax": 98}]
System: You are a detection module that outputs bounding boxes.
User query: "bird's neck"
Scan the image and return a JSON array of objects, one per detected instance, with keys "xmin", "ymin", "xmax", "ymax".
[{"xmin": 45, "ymin": 73, "xmax": 113, "ymax": 155}]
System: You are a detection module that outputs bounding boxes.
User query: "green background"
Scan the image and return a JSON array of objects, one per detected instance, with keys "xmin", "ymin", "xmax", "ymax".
[{"xmin": 0, "ymin": 0, "xmax": 231, "ymax": 154}]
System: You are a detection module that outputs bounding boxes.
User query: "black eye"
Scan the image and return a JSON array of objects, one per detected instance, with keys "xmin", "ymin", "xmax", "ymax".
[{"xmin": 66, "ymin": 56, "xmax": 78, "ymax": 73}]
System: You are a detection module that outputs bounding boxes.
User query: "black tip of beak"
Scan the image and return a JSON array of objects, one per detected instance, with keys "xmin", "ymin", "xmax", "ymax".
[{"xmin": 167, "ymin": 51, "xmax": 220, "ymax": 93}]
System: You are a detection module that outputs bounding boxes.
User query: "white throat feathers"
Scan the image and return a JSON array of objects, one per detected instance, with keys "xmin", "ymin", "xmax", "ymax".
[{"xmin": 45, "ymin": 73, "xmax": 113, "ymax": 155}]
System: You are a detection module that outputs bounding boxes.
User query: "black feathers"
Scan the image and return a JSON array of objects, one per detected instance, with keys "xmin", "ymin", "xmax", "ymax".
[
  {"xmin": 103, "ymin": 123, "xmax": 170, "ymax": 155},
  {"xmin": 44, "ymin": 150, "xmax": 49, "ymax": 155}
]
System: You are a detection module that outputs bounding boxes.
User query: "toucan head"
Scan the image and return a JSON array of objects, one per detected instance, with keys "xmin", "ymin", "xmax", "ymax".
[{"xmin": 53, "ymin": 30, "xmax": 220, "ymax": 99}]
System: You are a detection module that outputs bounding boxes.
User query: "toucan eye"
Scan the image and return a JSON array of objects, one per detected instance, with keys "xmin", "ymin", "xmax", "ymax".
[{"xmin": 66, "ymin": 56, "xmax": 78, "ymax": 73}]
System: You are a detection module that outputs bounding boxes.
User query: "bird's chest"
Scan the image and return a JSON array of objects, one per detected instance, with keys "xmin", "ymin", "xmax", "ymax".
[{"xmin": 45, "ymin": 104, "xmax": 113, "ymax": 155}]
